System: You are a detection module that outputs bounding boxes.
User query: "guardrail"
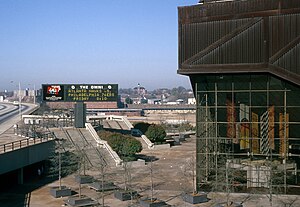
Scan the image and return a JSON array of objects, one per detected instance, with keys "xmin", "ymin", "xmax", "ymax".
[
  {"xmin": 0, "ymin": 136, "xmax": 54, "ymax": 154},
  {"xmin": 85, "ymin": 123, "xmax": 122, "ymax": 166}
]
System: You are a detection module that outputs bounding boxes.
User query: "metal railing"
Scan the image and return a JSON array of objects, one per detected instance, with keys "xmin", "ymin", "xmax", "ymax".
[{"xmin": 0, "ymin": 135, "xmax": 54, "ymax": 154}]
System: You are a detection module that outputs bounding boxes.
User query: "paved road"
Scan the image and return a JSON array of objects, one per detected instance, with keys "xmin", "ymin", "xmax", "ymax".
[
  {"xmin": 0, "ymin": 103, "xmax": 25, "ymax": 124},
  {"xmin": 0, "ymin": 102, "xmax": 38, "ymax": 135}
]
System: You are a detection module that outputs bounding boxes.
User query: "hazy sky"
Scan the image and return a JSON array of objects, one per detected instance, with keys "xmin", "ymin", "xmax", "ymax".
[{"xmin": 0, "ymin": 0, "xmax": 197, "ymax": 91}]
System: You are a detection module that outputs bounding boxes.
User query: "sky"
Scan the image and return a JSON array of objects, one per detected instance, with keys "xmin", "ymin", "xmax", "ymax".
[{"xmin": 0, "ymin": 0, "xmax": 197, "ymax": 91}]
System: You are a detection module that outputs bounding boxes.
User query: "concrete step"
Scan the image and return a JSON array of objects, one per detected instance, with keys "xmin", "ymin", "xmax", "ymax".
[{"xmin": 51, "ymin": 127, "xmax": 118, "ymax": 168}]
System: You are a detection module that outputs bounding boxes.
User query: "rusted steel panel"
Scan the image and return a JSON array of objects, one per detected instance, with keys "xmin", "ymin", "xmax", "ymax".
[
  {"xmin": 269, "ymin": 14, "xmax": 300, "ymax": 56},
  {"xmin": 179, "ymin": 0, "xmax": 300, "ymax": 24},
  {"xmin": 178, "ymin": 0, "xmax": 300, "ymax": 86}
]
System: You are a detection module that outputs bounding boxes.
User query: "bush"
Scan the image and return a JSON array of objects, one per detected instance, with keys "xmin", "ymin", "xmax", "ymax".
[
  {"xmin": 161, "ymin": 122, "xmax": 195, "ymax": 132},
  {"xmin": 97, "ymin": 130, "xmax": 142, "ymax": 159},
  {"xmin": 134, "ymin": 122, "xmax": 151, "ymax": 134},
  {"xmin": 145, "ymin": 124, "xmax": 166, "ymax": 143},
  {"xmin": 121, "ymin": 136, "xmax": 142, "ymax": 157}
]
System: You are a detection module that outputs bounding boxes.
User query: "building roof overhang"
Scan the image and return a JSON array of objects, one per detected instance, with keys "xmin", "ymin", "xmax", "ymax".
[{"xmin": 178, "ymin": 63, "xmax": 300, "ymax": 86}]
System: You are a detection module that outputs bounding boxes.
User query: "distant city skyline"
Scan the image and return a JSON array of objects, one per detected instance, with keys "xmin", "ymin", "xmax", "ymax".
[{"xmin": 0, "ymin": 0, "xmax": 197, "ymax": 91}]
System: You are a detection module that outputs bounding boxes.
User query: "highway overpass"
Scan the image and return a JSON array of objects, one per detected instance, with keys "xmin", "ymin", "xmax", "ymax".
[{"xmin": 0, "ymin": 102, "xmax": 55, "ymax": 185}]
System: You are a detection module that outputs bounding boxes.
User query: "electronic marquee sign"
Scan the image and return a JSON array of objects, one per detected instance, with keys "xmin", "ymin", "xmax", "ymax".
[{"xmin": 42, "ymin": 84, "xmax": 118, "ymax": 102}]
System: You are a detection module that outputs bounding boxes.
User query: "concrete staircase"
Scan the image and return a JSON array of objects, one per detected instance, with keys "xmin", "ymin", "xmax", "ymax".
[{"xmin": 51, "ymin": 127, "xmax": 117, "ymax": 169}]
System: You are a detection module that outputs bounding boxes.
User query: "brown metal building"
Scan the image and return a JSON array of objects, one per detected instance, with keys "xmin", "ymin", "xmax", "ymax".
[{"xmin": 178, "ymin": 0, "xmax": 300, "ymax": 194}]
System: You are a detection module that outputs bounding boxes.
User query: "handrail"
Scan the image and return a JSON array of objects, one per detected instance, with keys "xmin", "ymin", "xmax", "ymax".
[
  {"xmin": 85, "ymin": 123, "xmax": 122, "ymax": 166},
  {"xmin": 87, "ymin": 115, "xmax": 134, "ymax": 130},
  {"xmin": 0, "ymin": 136, "xmax": 54, "ymax": 154},
  {"xmin": 141, "ymin": 135, "xmax": 154, "ymax": 149},
  {"xmin": 122, "ymin": 116, "xmax": 134, "ymax": 130}
]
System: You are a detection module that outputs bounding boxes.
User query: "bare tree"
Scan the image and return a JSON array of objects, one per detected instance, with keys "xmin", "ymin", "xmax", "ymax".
[{"xmin": 181, "ymin": 156, "xmax": 197, "ymax": 194}]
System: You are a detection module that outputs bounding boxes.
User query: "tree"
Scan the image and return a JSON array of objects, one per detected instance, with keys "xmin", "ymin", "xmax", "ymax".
[
  {"xmin": 121, "ymin": 136, "xmax": 142, "ymax": 158},
  {"xmin": 145, "ymin": 124, "xmax": 166, "ymax": 143},
  {"xmin": 181, "ymin": 156, "xmax": 197, "ymax": 194},
  {"xmin": 125, "ymin": 97, "xmax": 133, "ymax": 104}
]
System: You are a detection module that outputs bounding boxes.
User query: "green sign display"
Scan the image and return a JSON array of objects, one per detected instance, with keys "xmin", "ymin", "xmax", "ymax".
[{"xmin": 42, "ymin": 84, "xmax": 118, "ymax": 102}]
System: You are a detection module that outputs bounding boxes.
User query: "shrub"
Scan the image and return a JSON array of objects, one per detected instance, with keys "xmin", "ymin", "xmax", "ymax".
[
  {"xmin": 97, "ymin": 130, "xmax": 142, "ymax": 159},
  {"xmin": 121, "ymin": 136, "xmax": 142, "ymax": 157},
  {"xmin": 145, "ymin": 124, "xmax": 166, "ymax": 143}
]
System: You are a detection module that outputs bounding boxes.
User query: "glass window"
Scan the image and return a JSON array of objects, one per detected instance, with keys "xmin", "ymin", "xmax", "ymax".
[
  {"xmin": 195, "ymin": 76, "xmax": 208, "ymax": 92},
  {"xmin": 217, "ymin": 108, "xmax": 227, "ymax": 122},
  {"xmin": 217, "ymin": 123, "xmax": 228, "ymax": 138},
  {"xmin": 269, "ymin": 91, "xmax": 284, "ymax": 107},
  {"xmin": 251, "ymin": 92, "xmax": 267, "ymax": 107},
  {"xmin": 287, "ymin": 90, "xmax": 300, "ymax": 106},
  {"xmin": 286, "ymin": 107, "xmax": 300, "ymax": 122},
  {"xmin": 289, "ymin": 124, "xmax": 300, "ymax": 139},
  {"xmin": 235, "ymin": 92, "xmax": 250, "ymax": 106},
  {"xmin": 269, "ymin": 76, "xmax": 284, "ymax": 90},
  {"xmin": 197, "ymin": 92, "xmax": 215, "ymax": 106},
  {"xmin": 251, "ymin": 75, "xmax": 268, "ymax": 90},
  {"xmin": 233, "ymin": 75, "xmax": 250, "ymax": 90},
  {"xmin": 206, "ymin": 76, "xmax": 216, "ymax": 91},
  {"xmin": 216, "ymin": 75, "xmax": 232, "ymax": 91},
  {"xmin": 217, "ymin": 92, "xmax": 233, "ymax": 106},
  {"xmin": 285, "ymin": 81, "xmax": 300, "ymax": 92}
]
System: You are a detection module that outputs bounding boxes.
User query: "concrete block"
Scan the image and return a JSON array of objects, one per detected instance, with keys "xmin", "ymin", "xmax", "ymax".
[
  {"xmin": 182, "ymin": 192, "xmax": 209, "ymax": 204},
  {"xmin": 50, "ymin": 186, "xmax": 72, "ymax": 198},
  {"xmin": 75, "ymin": 175, "xmax": 94, "ymax": 184},
  {"xmin": 114, "ymin": 190, "xmax": 138, "ymax": 201}
]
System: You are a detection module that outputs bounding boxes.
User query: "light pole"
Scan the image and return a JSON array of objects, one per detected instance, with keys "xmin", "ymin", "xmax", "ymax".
[
  {"xmin": 33, "ymin": 84, "xmax": 36, "ymax": 105},
  {"xmin": 18, "ymin": 82, "xmax": 22, "ymax": 120},
  {"xmin": 27, "ymin": 83, "xmax": 36, "ymax": 105},
  {"xmin": 11, "ymin": 81, "xmax": 22, "ymax": 120}
]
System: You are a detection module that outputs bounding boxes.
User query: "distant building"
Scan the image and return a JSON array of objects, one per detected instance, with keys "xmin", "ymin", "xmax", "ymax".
[
  {"xmin": 133, "ymin": 83, "xmax": 147, "ymax": 96},
  {"xmin": 166, "ymin": 99, "xmax": 184, "ymax": 105},
  {"xmin": 148, "ymin": 99, "xmax": 161, "ymax": 105},
  {"xmin": 187, "ymin": 98, "xmax": 196, "ymax": 105}
]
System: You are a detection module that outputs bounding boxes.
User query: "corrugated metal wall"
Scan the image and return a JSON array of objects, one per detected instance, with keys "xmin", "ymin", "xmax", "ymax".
[
  {"xmin": 178, "ymin": 0, "xmax": 300, "ymax": 24},
  {"xmin": 192, "ymin": 19, "xmax": 264, "ymax": 64},
  {"xmin": 178, "ymin": 0, "xmax": 300, "ymax": 80},
  {"xmin": 269, "ymin": 13, "xmax": 300, "ymax": 55},
  {"xmin": 274, "ymin": 43, "xmax": 300, "ymax": 75},
  {"xmin": 179, "ymin": 18, "xmax": 253, "ymax": 65}
]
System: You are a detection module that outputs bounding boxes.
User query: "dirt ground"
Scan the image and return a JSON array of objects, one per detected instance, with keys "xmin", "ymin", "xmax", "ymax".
[{"xmin": 1, "ymin": 135, "xmax": 300, "ymax": 207}]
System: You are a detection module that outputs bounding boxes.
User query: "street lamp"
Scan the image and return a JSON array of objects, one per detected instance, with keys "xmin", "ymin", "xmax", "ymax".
[{"xmin": 11, "ymin": 81, "xmax": 22, "ymax": 120}]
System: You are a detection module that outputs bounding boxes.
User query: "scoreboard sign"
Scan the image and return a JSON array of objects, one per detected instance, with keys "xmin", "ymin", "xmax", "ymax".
[{"xmin": 42, "ymin": 84, "xmax": 118, "ymax": 102}]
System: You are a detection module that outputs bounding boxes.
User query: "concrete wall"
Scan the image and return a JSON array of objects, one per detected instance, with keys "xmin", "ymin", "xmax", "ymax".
[
  {"xmin": 46, "ymin": 101, "xmax": 118, "ymax": 109},
  {"xmin": 0, "ymin": 140, "xmax": 55, "ymax": 175}
]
